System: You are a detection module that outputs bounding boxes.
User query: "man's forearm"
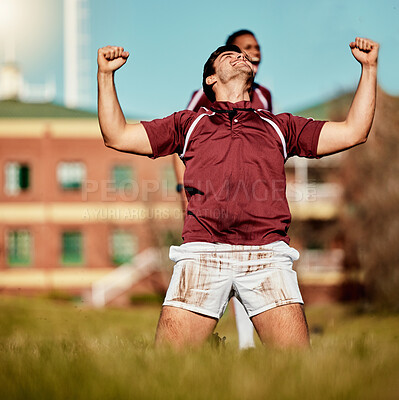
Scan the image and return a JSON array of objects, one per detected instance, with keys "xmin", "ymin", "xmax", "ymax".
[
  {"xmin": 317, "ymin": 66, "xmax": 377, "ymax": 155},
  {"xmin": 317, "ymin": 38, "xmax": 379, "ymax": 156},
  {"xmin": 96, "ymin": 46, "xmax": 152, "ymax": 155},
  {"xmin": 97, "ymin": 71, "xmax": 127, "ymax": 148},
  {"xmin": 344, "ymin": 64, "xmax": 377, "ymax": 144}
]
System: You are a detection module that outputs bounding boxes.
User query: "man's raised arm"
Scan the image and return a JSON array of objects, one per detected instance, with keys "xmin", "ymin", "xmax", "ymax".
[
  {"xmin": 97, "ymin": 46, "xmax": 152, "ymax": 155},
  {"xmin": 317, "ymin": 37, "xmax": 379, "ymax": 156}
]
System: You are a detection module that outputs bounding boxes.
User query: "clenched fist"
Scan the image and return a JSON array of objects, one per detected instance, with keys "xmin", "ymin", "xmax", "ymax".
[
  {"xmin": 98, "ymin": 46, "xmax": 130, "ymax": 74},
  {"xmin": 349, "ymin": 37, "xmax": 379, "ymax": 67}
]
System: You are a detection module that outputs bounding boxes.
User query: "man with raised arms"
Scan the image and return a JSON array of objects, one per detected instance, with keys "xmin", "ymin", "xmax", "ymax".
[
  {"xmin": 97, "ymin": 37, "xmax": 378, "ymax": 348},
  {"xmin": 174, "ymin": 29, "xmax": 273, "ymax": 350}
]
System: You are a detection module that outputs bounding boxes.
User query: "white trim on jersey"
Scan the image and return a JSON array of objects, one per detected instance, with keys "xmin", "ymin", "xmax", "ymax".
[
  {"xmin": 254, "ymin": 110, "xmax": 287, "ymax": 159},
  {"xmin": 254, "ymin": 88, "xmax": 269, "ymax": 110},
  {"xmin": 187, "ymin": 88, "xmax": 205, "ymax": 111},
  {"xmin": 180, "ymin": 111, "xmax": 216, "ymax": 158}
]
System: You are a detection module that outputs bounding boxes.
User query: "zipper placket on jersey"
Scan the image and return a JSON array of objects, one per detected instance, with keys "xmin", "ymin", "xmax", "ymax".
[{"xmin": 230, "ymin": 111, "xmax": 240, "ymax": 138}]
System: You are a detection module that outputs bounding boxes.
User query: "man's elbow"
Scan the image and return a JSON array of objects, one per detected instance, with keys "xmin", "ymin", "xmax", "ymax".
[
  {"xmin": 103, "ymin": 139, "xmax": 125, "ymax": 151},
  {"xmin": 101, "ymin": 135, "xmax": 112, "ymax": 148},
  {"xmin": 101, "ymin": 134, "xmax": 120, "ymax": 150},
  {"xmin": 102, "ymin": 138, "xmax": 111, "ymax": 148},
  {"xmin": 355, "ymin": 130, "xmax": 370, "ymax": 146},
  {"xmin": 348, "ymin": 126, "xmax": 370, "ymax": 147},
  {"xmin": 99, "ymin": 128, "xmax": 123, "ymax": 150}
]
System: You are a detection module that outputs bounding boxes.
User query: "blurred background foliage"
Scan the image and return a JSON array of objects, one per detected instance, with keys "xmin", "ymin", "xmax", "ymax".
[{"xmin": 340, "ymin": 90, "xmax": 399, "ymax": 310}]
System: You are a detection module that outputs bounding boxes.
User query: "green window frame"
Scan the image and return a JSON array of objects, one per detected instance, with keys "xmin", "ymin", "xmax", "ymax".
[
  {"xmin": 57, "ymin": 162, "xmax": 86, "ymax": 191},
  {"xmin": 111, "ymin": 165, "xmax": 134, "ymax": 189},
  {"xmin": 7, "ymin": 230, "xmax": 32, "ymax": 267},
  {"xmin": 4, "ymin": 162, "xmax": 30, "ymax": 196},
  {"xmin": 61, "ymin": 231, "xmax": 83, "ymax": 266},
  {"xmin": 111, "ymin": 230, "xmax": 137, "ymax": 266}
]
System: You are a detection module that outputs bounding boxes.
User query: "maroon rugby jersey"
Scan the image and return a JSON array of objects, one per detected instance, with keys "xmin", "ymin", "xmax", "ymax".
[
  {"xmin": 187, "ymin": 83, "xmax": 272, "ymax": 112},
  {"xmin": 142, "ymin": 101, "xmax": 325, "ymax": 245}
]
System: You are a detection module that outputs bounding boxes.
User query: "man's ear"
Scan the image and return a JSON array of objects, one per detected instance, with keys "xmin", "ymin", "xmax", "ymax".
[{"xmin": 206, "ymin": 75, "xmax": 217, "ymax": 86}]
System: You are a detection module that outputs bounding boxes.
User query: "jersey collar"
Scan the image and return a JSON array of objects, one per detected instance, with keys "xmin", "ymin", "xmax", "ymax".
[{"xmin": 210, "ymin": 100, "xmax": 253, "ymax": 111}]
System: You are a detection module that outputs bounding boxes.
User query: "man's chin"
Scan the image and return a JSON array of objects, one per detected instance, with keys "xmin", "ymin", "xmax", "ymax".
[{"xmin": 235, "ymin": 63, "xmax": 253, "ymax": 73}]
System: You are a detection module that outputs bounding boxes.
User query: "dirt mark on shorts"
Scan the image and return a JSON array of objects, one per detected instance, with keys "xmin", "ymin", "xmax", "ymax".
[
  {"xmin": 256, "ymin": 251, "xmax": 273, "ymax": 260},
  {"xmin": 245, "ymin": 262, "xmax": 272, "ymax": 274},
  {"xmin": 172, "ymin": 259, "xmax": 211, "ymax": 307}
]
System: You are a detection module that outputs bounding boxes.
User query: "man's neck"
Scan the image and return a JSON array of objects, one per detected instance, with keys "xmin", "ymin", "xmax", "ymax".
[{"xmin": 214, "ymin": 80, "xmax": 251, "ymax": 103}]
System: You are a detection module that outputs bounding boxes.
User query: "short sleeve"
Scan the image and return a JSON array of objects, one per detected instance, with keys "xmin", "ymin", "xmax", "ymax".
[
  {"xmin": 275, "ymin": 113, "xmax": 326, "ymax": 158},
  {"xmin": 141, "ymin": 111, "xmax": 194, "ymax": 159}
]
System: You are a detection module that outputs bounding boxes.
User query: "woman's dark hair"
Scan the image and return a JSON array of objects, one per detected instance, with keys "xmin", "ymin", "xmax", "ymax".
[
  {"xmin": 226, "ymin": 29, "xmax": 256, "ymax": 46},
  {"xmin": 202, "ymin": 44, "xmax": 242, "ymax": 103}
]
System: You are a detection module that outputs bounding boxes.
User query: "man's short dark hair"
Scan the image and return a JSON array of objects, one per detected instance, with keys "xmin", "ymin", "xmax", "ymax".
[
  {"xmin": 226, "ymin": 29, "xmax": 256, "ymax": 46},
  {"xmin": 202, "ymin": 44, "xmax": 242, "ymax": 103}
]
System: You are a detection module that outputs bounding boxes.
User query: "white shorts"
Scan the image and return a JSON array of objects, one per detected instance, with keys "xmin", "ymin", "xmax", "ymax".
[{"xmin": 163, "ymin": 241, "xmax": 303, "ymax": 319}]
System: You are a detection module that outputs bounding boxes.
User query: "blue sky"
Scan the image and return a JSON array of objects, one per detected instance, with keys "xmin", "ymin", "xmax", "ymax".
[{"xmin": 2, "ymin": 0, "xmax": 399, "ymax": 119}]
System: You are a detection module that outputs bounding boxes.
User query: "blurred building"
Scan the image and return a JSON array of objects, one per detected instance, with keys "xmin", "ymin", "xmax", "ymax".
[{"xmin": 0, "ymin": 100, "xmax": 182, "ymax": 299}]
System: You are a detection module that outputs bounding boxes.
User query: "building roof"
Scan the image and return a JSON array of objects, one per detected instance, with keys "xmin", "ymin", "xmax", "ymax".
[{"xmin": 0, "ymin": 100, "xmax": 97, "ymax": 119}]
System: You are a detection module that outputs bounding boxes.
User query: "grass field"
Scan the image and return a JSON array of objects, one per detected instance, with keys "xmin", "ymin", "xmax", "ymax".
[{"xmin": 1, "ymin": 296, "xmax": 399, "ymax": 400}]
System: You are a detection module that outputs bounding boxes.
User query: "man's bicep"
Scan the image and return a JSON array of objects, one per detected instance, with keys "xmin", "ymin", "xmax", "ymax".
[
  {"xmin": 119, "ymin": 123, "xmax": 153, "ymax": 155},
  {"xmin": 317, "ymin": 121, "xmax": 354, "ymax": 156}
]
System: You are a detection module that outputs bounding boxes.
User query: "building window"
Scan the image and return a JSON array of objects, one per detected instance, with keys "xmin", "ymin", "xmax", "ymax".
[
  {"xmin": 7, "ymin": 230, "xmax": 32, "ymax": 266},
  {"xmin": 111, "ymin": 165, "xmax": 134, "ymax": 189},
  {"xmin": 4, "ymin": 162, "xmax": 30, "ymax": 196},
  {"xmin": 110, "ymin": 230, "xmax": 137, "ymax": 266},
  {"xmin": 57, "ymin": 162, "xmax": 86, "ymax": 190},
  {"xmin": 61, "ymin": 231, "xmax": 83, "ymax": 265}
]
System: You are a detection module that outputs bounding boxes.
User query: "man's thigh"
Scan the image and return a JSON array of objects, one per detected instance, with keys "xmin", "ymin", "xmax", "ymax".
[
  {"xmin": 251, "ymin": 303, "xmax": 309, "ymax": 348},
  {"xmin": 155, "ymin": 305, "xmax": 218, "ymax": 348}
]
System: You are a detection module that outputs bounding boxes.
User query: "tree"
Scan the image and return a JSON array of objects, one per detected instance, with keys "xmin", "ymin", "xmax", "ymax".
[{"xmin": 341, "ymin": 89, "xmax": 399, "ymax": 309}]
